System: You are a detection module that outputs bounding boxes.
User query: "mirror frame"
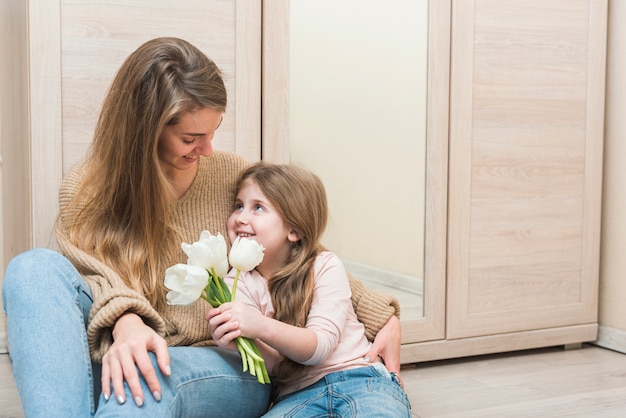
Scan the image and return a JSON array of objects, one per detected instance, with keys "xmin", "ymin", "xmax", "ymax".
[{"xmin": 261, "ymin": 0, "xmax": 450, "ymax": 360}]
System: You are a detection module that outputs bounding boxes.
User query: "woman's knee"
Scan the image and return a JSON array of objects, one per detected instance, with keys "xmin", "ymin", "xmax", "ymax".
[
  {"xmin": 5, "ymin": 248, "xmax": 69, "ymax": 284},
  {"xmin": 3, "ymin": 249, "xmax": 53, "ymax": 299},
  {"xmin": 3, "ymin": 248, "xmax": 88, "ymax": 311}
]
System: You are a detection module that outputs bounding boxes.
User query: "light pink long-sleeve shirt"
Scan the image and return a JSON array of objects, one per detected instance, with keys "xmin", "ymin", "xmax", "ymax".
[{"xmin": 229, "ymin": 251, "xmax": 383, "ymax": 398}]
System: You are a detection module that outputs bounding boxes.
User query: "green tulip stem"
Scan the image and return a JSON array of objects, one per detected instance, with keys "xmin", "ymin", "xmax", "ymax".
[
  {"xmin": 231, "ymin": 269, "xmax": 241, "ymax": 301},
  {"xmin": 209, "ymin": 268, "xmax": 224, "ymax": 300},
  {"xmin": 235, "ymin": 339, "xmax": 248, "ymax": 372}
]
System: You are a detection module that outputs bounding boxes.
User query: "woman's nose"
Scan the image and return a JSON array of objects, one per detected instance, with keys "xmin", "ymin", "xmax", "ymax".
[{"xmin": 196, "ymin": 138, "xmax": 213, "ymax": 157}]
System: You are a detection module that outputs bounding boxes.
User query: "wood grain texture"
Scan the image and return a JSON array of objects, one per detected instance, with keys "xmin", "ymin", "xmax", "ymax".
[
  {"xmin": 404, "ymin": 344, "xmax": 626, "ymax": 417},
  {"xmin": 447, "ymin": 0, "xmax": 606, "ymax": 340},
  {"xmin": 4, "ymin": 345, "xmax": 626, "ymax": 417}
]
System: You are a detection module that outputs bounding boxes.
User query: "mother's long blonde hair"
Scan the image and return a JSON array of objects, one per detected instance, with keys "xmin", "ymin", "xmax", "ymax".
[
  {"xmin": 60, "ymin": 37, "xmax": 227, "ymax": 307},
  {"xmin": 235, "ymin": 162, "xmax": 329, "ymax": 383}
]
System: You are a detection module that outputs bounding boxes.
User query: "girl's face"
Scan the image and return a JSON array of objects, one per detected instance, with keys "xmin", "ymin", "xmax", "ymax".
[
  {"xmin": 157, "ymin": 107, "xmax": 223, "ymax": 175},
  {"xmin": 228, "ymin": 181, "xmax": 300, "ymax": 276}
]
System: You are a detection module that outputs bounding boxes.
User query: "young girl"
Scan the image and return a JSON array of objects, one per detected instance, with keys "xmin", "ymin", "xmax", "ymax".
[{"xmin": 208, "ymin": 162, "xmax": 411, "ymax": 417}]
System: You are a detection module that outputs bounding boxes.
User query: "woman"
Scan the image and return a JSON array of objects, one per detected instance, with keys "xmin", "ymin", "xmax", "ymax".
[
  {"xmin": 2, "ymin": 37, "xmax": 401, "ymax": 417},
  {"xmin": 209, "ymin": 162, "xmax": 411, "ymax": 416}
]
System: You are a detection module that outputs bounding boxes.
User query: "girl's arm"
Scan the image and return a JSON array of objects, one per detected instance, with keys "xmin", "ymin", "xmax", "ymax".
[
  {"xmin": 210, "ymin": 253, "xmax": 352, "ymax": 365},
  {"xmin": 208, "ymin": 301, "xmax": 318, "ymax": 363}
]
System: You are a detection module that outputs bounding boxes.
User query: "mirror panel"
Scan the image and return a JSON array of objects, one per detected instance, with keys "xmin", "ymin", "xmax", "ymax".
[
  {"xmin": 261, "ymin": 0, "xmax": 449, "ymax": 350},
  {"xmin": 289, "ymin": 0, "xmax": 428, "ymax": 320}
]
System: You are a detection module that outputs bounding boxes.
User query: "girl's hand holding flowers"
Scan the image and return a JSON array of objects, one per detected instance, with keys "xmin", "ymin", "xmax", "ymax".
[
  {"xmin": 207, "ymin": 302, "xmax": 267, "ymax": 352},
  {"xmin": 164, "ymin": 231, "xmax": 270, "ymax": 384}
]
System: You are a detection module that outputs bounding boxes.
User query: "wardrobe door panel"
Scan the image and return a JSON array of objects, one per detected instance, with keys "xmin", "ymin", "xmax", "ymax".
[{"xmin": 447, "ymin": 0, "xmax": 606, "ymax": 339}]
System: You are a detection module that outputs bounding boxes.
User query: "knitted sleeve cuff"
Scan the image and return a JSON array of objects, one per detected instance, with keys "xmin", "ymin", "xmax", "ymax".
[
  {"xmin": 348, "ymin": 275, "xmax": 401, "ymax": 342},
  {"xmin": 87, "ymin": 291, "xmax": 167, "ymax": 362}
]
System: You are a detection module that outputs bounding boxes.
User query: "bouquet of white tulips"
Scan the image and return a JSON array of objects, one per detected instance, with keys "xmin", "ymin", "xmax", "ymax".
[{"xmin": 164, "ymin": 230, "xmax": 270, "ymax": 384}]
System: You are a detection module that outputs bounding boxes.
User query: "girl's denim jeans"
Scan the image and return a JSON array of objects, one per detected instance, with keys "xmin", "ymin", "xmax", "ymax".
[{"xmin": 263, "ymin": 363, "xmax": 411, "ymax": 417}]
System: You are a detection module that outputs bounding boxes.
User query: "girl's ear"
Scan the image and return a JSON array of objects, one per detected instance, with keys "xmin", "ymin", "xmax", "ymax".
[{"xmin": 288, "ymin": 228, "xmax": 301, "ymax": 243}]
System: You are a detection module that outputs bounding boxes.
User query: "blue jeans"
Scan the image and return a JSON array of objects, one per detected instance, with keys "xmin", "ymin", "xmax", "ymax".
[
  {"xmin": 263, "ymin": 364, "xmax": 411, "ymax": 418},
  {"xmin": 2, "ymin": 248, "xmax": 271, "ymax": 417}
]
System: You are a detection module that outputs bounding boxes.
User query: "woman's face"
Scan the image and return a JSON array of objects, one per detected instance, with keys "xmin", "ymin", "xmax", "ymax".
[{"xmin": 157, "ymin": 107, "xmax": 223, "ymax": 174}]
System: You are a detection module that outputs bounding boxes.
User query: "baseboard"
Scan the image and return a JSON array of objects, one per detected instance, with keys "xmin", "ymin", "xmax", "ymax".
[
  {"xmin": 401, "ymin": 323, "xmax": 597, "ymax": 364},
  {"xmin": 593, "ymin": 325, "xmax": 626, "ymax": 354},
  {"xmin": 341, "ymin": 259, "xmax": 423, "ymax": 296}
]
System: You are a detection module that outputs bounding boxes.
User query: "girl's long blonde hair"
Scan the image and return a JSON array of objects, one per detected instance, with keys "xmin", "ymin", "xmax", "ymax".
[
  {"xmin": 60, "ymin": 37, "xmax": 227, "ymax": 307},
  {"xmin": 235, "ymin": 162, "xmax": 329, "ymax": 383}
]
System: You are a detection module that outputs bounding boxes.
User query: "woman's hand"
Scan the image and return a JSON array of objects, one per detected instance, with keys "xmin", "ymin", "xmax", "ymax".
[
  {"xmin": 364, "ymin": 315, "xmax": 404, "ymax": 388},
  {"xmin": 101, "ymin": 312, "xmax": 171, "ymax": 407}
]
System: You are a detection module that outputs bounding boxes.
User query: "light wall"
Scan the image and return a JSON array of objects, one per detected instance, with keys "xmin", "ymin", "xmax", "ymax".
[
  {"xmin": 597, "ymin": 0, "xmax": 626, "ymax": 350},
  {"xmin": 289, "ymin": 0, "xmax": 428, "ymax": 277}
]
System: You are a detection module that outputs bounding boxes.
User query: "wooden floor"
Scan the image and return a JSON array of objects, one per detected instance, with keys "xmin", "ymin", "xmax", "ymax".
[{"xmin": 2, "ymin": 344, "xmax": 626, "ymax": 417}]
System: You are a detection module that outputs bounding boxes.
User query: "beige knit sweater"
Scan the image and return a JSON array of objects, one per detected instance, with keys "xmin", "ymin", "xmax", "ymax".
[{"xmin": 55, "ymin": 151, "xmax": 400, "ymax": 362}]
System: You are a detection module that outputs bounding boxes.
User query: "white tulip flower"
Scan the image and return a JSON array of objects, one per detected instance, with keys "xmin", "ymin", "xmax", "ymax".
[
  {"xmin": 214, "ymin": 257, "xmax": 229, "ymax": 279},
  {"xmin": 181, "ymin": 230, "xmax": 228, "ymax": 271},
  {"xmin": 164, "ymin": 263, "xmax": 209, "ymax": 305},
  {"xmin": 229, "ymin": 237, "xmax": 265, "ymax": 272}
]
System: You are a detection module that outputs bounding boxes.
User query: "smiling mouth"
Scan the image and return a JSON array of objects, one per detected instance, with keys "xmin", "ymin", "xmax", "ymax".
[{"xmin": 238, "ymin": 233, "xmax": 253, "ymax": 237}]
